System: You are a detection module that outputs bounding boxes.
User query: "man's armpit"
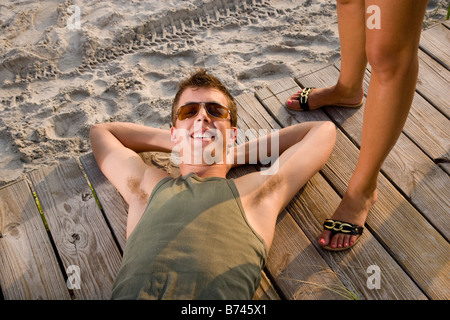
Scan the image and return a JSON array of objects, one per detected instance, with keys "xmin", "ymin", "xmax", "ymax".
[
  {"xmin": 250, "ymin": 174, "xmax": 283, "ymax": 208},
  {"xmin": 127, "ymin": 176, "xmax": 149, "ymax": 203}
]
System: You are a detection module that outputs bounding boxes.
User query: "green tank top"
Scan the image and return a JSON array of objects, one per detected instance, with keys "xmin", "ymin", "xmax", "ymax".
[{"xmin": 110, "ymin": 172, "xmax": 268, "ymax": 300}]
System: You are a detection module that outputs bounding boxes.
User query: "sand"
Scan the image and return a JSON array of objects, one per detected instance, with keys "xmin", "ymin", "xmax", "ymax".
[{"xmin": 0, "ymin": 0, "xmax": 448, "ymax": 186}]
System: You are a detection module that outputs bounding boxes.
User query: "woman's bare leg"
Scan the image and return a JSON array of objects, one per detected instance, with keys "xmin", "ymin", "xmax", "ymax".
[
  {"xmin": 319, "ymin": 0, "xmax": 429, "ymax": 249},
  {"xmin": 287, "ymin": 0, "xmax": 367, "ymax": 110}
]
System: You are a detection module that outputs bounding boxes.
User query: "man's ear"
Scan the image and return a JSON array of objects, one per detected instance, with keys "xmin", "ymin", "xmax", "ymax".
[{"xmin": 170, "ymin": 127, "xmax": 177, "ymax": 143}]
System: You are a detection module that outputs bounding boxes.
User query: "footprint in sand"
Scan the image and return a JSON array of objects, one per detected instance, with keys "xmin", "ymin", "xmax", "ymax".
[{"xmin": 46, "ymin": 110, "xmax": 88, "ymax": 139}]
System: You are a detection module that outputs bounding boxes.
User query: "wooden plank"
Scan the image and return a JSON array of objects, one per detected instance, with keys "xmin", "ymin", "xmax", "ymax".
[
  {"xmin": 335, "ymin": 60, "xmax": 450, "ymax": 175},
  {"xmin": 253, "ymin": 271, "xmax": 280, "ymax": 300},
  {"xmin": 416, "ymin": 49, "xmax": 450, "ymax": 117},
  {"xmin": 439, "ymin": 162, "xmax": 450, "ymax": 175},
  {"xmin": 326, "ymin": 61, "xmax": 448, "ymax": 167},
  {"xmin": 233, "ymin": 94, "xmax": 348, "ymax": 300},
  {"xmin": 28, "ymin": 158, "xmax": 122, "ymax": 300},
  {"xmin": 419, "ymin": 23, "xmax": 450, "ymax": 69},
  {"xmin": 336, "ymin": 61, "xmax": 449, "ymax": 164},
  {"xmin": 285, "ymin": 175, "xmax": 427, "ymax": 300},
  {"xmin": 444, "ymin": 20, "xmax": 450, "ymax": 29},
  {"xmin": 236, "ymin": 92, "xmax": 282, "ymax": 134},
  {"xmin": 268, "ymin": 211, "xmax": 351, "ymax": 300},
  {"xmin": 80, "ymin": 153, "xmax": 128, "ymax": 251},
  {"xmin": 255, "ymin": 83, "xmax": 428, "ymax": 300},
  {"xmin": 404, "ymin": 92, "xmax": 449, "ymax": 163},
  {"xmin": 324, "ymin": 131, "xmax": 450, "ymax": 300},
  {"xmin": 296, "ymin": 65, "xmax": 450, "ymax": 240},
  {"xmin": 259, "ymin": 77, "xmax": 450, "ymax": 299},
  {"xmin": 335, "ymin": 51, "xmax": 450, "ymax": 132},
  {"xmin": 0, "ymin": 179, "xmax": 70, "ymax": 300}
]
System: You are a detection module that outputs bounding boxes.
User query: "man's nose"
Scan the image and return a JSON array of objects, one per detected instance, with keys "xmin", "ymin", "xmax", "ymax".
[{"xmin": 195, "ymin": 105, "xmax": 211, "ymax": 122}]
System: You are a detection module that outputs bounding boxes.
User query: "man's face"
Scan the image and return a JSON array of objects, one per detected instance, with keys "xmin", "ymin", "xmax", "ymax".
[{"xmin": 171, "ymin": 87, "xmax": 237, "ymax": 165}]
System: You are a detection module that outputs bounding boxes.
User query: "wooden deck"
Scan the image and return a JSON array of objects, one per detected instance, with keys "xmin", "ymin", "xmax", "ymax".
[{"xmin": 1, "ymin": 21, "xmax": 449, "ymax": 300}]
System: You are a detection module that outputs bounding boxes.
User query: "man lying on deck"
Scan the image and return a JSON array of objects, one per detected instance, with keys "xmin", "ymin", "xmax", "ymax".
[{"xmin": 90, "ymin": 68, "xmax": 336, "ymax": 300}]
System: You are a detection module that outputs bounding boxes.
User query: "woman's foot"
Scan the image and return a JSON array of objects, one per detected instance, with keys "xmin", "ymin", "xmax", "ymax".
[
  {"xmin": 318, "ymin": 186, "xmax": 377, "ymax": 250},
  {"xmin": 286, "ymin": 85, "xmax": 364, "ymax": 111}
]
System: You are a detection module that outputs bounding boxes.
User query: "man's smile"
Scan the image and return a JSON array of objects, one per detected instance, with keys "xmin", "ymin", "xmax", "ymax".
[{"xmin": 190, "ymin": 128, "xmax": 216, "ymax": 142}]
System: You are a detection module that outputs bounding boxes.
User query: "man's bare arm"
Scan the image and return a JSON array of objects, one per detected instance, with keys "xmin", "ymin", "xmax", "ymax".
[
  {"xmin": 235, "ymin": 121, "xmax": 336, "ymax": 247},
  {"xmin": 231, "ymin": 123, "xmax": 325, "ymax": 168},
  {"xmin": 90, "ymin": 122, "xmax": 175, "ymax": 204}
]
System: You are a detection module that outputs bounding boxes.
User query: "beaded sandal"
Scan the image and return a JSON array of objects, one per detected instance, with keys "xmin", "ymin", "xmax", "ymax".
[
  {"xmin": 320, "ymin": 219, "xmax": 364, "ymax": 251},
  {"xmin": 287, "ymin": 87, "xmax": 364, "ymax": 111}
]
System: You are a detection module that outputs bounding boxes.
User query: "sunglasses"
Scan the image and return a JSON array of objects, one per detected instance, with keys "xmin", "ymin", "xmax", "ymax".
[{"xmin": 177, "ymin": 102, "xmax": 230, "ymax": 121}]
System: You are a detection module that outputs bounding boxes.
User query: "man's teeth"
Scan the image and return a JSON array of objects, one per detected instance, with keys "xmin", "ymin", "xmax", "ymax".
[{"xmin": 192, "ymin": 134, "xmax": 213, "ymax": 139}]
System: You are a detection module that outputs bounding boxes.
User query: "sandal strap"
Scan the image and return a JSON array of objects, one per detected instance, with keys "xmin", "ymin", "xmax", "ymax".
[
  {"xmin": 297, "ymin": 87, "xmax": 314, "ymax": 111},
  {"xmin": 323, "ymin": 219, "xmax": 364, "ymax": 236}
]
